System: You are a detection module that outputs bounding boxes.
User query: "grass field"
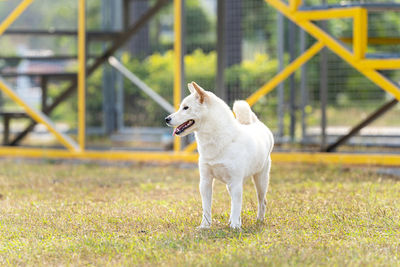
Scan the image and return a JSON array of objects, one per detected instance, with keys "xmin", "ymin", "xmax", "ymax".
[{"xmin": 0, "ymin": 160, "xmax": 399, "ymax": 266}]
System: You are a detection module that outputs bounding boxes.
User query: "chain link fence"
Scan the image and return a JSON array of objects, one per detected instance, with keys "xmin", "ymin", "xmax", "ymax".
[{"xmin": 0, "ymin": 0, "xmax": 399, "ymax": 150}]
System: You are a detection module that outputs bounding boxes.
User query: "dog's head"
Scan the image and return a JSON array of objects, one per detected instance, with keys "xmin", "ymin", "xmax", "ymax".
[{"xmin": 165, "ymin": 81, "xmax": 209, "ymax": 136}]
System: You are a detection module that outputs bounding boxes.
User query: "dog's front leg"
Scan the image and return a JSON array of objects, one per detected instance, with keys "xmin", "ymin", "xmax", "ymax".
[
  {"xmin": 227, "ymin": 181, "xmax": 243, "ymax": 229},
  {"xmin": 198, "ymin": 167, "xmax": 213, "ymax": 229}
]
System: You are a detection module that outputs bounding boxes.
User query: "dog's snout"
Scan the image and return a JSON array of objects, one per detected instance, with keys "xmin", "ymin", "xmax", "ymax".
[{"xmin": 165, "ymin": 116, "xmax": 171, "ymax": 123}]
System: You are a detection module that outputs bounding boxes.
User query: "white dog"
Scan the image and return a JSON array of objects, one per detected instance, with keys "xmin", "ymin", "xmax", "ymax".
[{"xmin": 166, "ymin": 82, "xmax": 274, "ymax": 229}]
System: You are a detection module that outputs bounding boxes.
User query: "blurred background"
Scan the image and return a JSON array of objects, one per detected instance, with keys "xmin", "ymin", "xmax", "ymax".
[{"xmin": 0, "ymin": 0, "xmax": 399, "ymax": 154}]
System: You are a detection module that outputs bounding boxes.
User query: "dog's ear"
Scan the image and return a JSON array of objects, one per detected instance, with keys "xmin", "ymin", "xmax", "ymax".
[
  {"xmin": 191, "ymin": 81, "xmax": 207, "ymax": 104},
  {"xmin": 188, "ymin": 83, "xmax": 195, "ymax": 94}
]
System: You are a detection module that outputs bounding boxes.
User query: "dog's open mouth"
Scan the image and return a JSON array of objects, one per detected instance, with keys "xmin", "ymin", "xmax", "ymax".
[{"xmin": 174, "ymin": 119, "xmax": 195, "ymax": 135}]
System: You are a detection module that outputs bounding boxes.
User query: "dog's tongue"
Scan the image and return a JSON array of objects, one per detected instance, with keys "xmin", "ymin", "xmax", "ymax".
[
  {"xmin": 173, "ymin": 123, "xmax": 186, "ymax": 136},
  {"xmin": 173, "ymin": 126, "xmax": 181, "ymax": 136}
]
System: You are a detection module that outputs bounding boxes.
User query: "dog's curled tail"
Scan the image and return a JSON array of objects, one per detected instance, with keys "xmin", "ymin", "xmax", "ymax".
[{"xmin": 233, "ymin": 100, "xmax": 258, "ymax": 125}]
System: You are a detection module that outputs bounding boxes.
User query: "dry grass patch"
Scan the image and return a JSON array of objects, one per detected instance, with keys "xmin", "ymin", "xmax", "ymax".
[{"xmin": 0, "ymin": 160, "xmax": 399, "ymax": 266}]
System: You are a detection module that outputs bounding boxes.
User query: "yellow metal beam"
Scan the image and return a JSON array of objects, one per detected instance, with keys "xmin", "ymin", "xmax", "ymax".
[
  {"xmin": 0, "ymin": 147, "xmax": 198, "ymax": 163},
  {"xmin": 246, "ymin": 41, "xmax": 324, "ymax": 106},
  {"xmin": 78, "ymin": 0, "xmax": 86, "ymax": 151},
  {"xmin": 358, "ymin": 59, "xmax": 400, "ymax": 70},
  {"xmin": 173, "ymin": 0, "xmax": 182, "ymax": 152},
  {"xmin": 358, "ymin": 68, "xmax": 400, "ymax": 100},
  {"xmin": 0, "ymin": 80, "xmax": 79, "ymax": 151},
  {"xmin": 289, "ymin": 0, "xmax": 302, "ymax": 12},
  {"xmin": 0, "ymin": 0, "xmax": 34, "ymax": 36},
  {"xmin": 353, "ymin": 8, "xmax": 368, "ymax": 60},
  {"xmin": 294, "ymin": 7, "xmax": 359, "ymax": 21},
  {"xmin": 184, "ymin": 140, "xmax": 197, "ymax": 153},
  {"xmin": 0, "ymin": 147, "xmax": 399, "ymax": 166},
  {"xmin": 340, "ymin": 37, "xmax": 400, "ymax": 45},
  {"xmin": 272, "ymin": 152, "xmax": 400, "ymax": 166}
]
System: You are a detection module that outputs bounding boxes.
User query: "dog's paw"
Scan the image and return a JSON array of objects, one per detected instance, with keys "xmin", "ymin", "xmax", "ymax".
[
  {"xmin": 256, "ymin": 217, "xmax": 265, "ymax": 223},
  {"xmin": 229, "ymin": 223, "xmax": 242, "ymax": 230},
  {"xmin": 196, "ymin": 224, "xmax": 211, "ymax": 230}
]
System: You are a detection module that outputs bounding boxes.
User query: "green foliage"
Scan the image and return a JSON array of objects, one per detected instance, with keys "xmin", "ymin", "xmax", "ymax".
[
  {"xmin": 185, "ymin": 0, "xmax": 212, "ymax": 39},
  {"xmin": 185, "ymin": 0, "xmax": 215, "ymax": 51},
  {"xmin": 185, "ymin": 49, "xmax": 217, "ymax": 90},
  {"xmin": 119, "ymin": 50, "xmax": 216, "ymax": 126},
  {"xmin": 121, "ymin": 51, "xmax": 174, "ymax": 127},
  {"xmin": 117, "ymin": 49, "xmax": 281, "ymax": 127},
  {"xmin": 226, "ymin": 53, "xmax": 278, "ymax": 90},
  {"xmin": 74, "ymin": 49, "xmax": 279, "ymax": 127}
]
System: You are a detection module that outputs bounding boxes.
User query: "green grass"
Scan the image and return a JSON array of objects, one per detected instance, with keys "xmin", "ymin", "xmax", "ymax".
[{"xmin": 0, "ymin": 160, "xmax": 399, "ymax": 266}]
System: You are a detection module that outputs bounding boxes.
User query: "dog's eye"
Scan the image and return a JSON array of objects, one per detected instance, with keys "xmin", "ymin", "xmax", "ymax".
[{"xmin": 183, "ymin": 106, "xmax": 189, "ymax": 110}]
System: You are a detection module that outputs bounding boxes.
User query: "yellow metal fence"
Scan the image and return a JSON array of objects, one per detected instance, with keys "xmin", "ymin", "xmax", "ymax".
[{"xmin": 0, "ymin": 0, "xmax": 399, "ymax": 166}]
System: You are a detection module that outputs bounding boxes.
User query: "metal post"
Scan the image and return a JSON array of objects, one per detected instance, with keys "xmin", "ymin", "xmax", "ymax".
[
  {"xmin": 179, "ymin": 0, "xmax": 186, "ymax": 147},
  {"xmin": 3, "ymin": 115, "xmax": 9, "ymax": 145},
  {"xmin": 320, "ymin": 47, "xmax": 327, "ymax": 150},
  {"xmin": 129, "ymin": 0, "xmax": 150, "ymax": 59},
  {"xmin": 289, "ymin": 20, "xmax": 296, "ymax": 142},
  {"xmin": 216, "ymin": 0, "xmax": 226, "ymax": 101},
  {"xmin": 225, "ymin": 0, "xmax": 242, "ymax": 67},
  {"xmin": 123, "ymin": 0, "xmax": 130, "ymax": 30},
  {"xmin": 116, "ymin": 59, "xmax": 124, "ymax": 131},
  {"xmin": 300, "ymin": 29, "xmax": 307, "ymax": 143},
  {"xmin": 320, "ymin": 10, "xmax": 328, "ymax": 151},
  {"xmin": 277, "ymin": 13, "xmax": 285, "ymax": 139},
  {"xmin": 102, "ymin": 0, "xmax": 115, "ymax": 135},
  {"xmin": 180, "ymin": 1, "xmax": 185, "ymax": 103},
  {"xmin": 173, "ymin": 0, "xmax": 184, "ymax": 152},
  {"xmin": 114, "ymin": 1, "xmax": 124, "ymax": 132},
  {"xmin": 120, "ymin": 0, "xmax": 131, "ymax": 132},
  {"xmin": 101, "ymin": 0, "xmax": 123, "ymax": 135},
  {"xmin": 78, "ymin": 0, "xmax": 86, "ymax": 151},
  {"xmin": 41, "ymin": 76, "xmax": 47, "ymax": 111}
]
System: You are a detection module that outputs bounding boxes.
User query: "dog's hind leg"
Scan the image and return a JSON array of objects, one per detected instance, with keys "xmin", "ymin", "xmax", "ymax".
[{"xmin": 253, "ymin": 157, "xmax": 271, "ymax": 222}]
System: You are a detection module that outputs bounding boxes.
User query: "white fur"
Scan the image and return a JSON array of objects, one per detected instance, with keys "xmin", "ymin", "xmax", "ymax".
[
  {"xmin": 233, "ymin": 100, "xmax": 257, "ymax": 125},
  {"xmin": 166, "ymin": 82, "xmax": 274, "ymax": 229}
]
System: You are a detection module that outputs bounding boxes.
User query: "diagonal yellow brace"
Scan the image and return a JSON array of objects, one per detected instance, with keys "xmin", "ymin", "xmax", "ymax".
[
  {"xmin": 0, "ymin": 0, "xmax": 34, "ymax": 36},
  {"xmin": 0, "ymin": 80, "xmax": 79, "ymax": 151},
  {"xmin": 247, "ymin": 40, "xmax": 324, "ymax": 106}
]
